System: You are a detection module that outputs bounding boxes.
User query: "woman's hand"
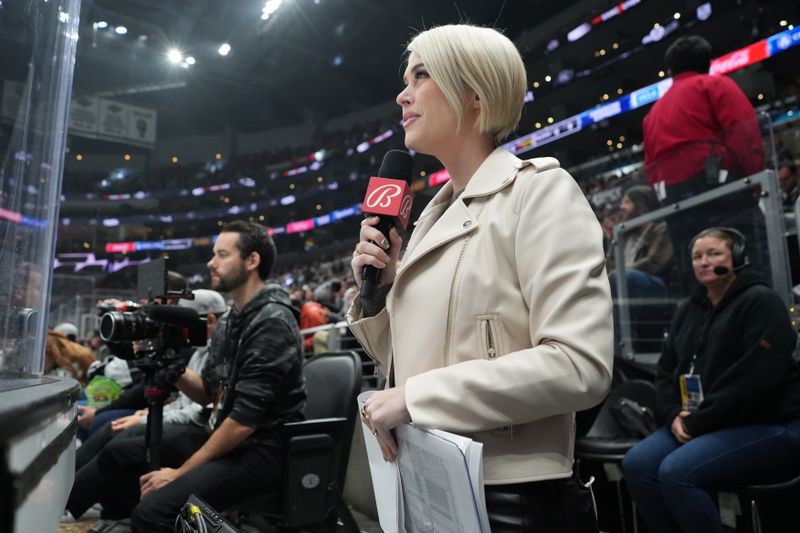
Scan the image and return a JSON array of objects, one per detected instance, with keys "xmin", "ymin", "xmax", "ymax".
[
  {"xmin": 670, "ymin": 411, "xmax": 693, "ymax": 443},
  {"xmin": 360, "ymin": 385, "xmax": 411, "ymax": 462},
  {"xmin": 351, "ymin": 217, "xmax": 403, "ymax": 289}
]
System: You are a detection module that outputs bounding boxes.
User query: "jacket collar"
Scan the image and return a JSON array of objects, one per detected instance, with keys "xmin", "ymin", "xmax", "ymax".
[{"xmin": 460, "ymin": 147, "xmax": 532, "ymax": 199}]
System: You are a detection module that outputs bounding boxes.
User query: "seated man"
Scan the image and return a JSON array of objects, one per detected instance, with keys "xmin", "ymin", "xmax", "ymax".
[
  {"xmin": 74, "ymin": 289, "xmax": 227, "ymax": 471},
  {"xmin": 66, "ymin": 221, "xmax": 306, "ymax": 532},
  {"xmin": 607, "ymin": 185, "xmax": 674, "ymax": 349}
]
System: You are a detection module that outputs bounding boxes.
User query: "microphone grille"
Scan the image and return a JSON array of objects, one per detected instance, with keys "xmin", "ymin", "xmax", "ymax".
[{"xmin": 377, "ymin": 150, "xmax": 413, "ymax": 182}]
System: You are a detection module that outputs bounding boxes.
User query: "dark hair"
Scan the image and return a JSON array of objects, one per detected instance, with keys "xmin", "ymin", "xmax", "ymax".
[
  {"xmin": 623, "ymin": 185, "xmax": 659, "ymax": 214},
  {"xmin": 689, "ymin": 227, "xmax": 748, "ymax": 268},
  {"xmin": 779, "ymin": 161, "xmax": 797, "ymax": 175},
  {"xmin": 664, "ymin": 36, "xmax": 712, "ymax": 75},
  {"xmin": 221, "ymin": 220, "xmax": 276, "ymax": 280}
]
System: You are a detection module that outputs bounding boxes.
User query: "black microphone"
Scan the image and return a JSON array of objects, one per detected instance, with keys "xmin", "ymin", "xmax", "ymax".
[
  {"xmin": 360, "ymin": 150, "xmax": 414, "ymax": 299},
  {"xmin": 713, "ymin": 263, "xmax": 748, "ymax": 276}
]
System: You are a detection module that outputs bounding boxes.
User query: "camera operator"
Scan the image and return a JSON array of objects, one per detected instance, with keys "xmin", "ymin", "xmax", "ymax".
[
  {"xmin": 74, "ymin": 289, "xmax": 227, "ymax": 471},
  {"xmin": 66, "ymin": 221, "xmax": 306, "ymax": 533}
]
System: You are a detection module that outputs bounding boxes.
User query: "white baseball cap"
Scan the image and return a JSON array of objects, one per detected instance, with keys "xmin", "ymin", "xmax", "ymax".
[{"xmin": 179, "ymin": 289, "xmax": 227, "ymax": 316}]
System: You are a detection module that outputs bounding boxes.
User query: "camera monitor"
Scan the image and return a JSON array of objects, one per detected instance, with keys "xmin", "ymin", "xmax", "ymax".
[{"xmin": 137, "ymin": 257, "xmax": 167, "ymax": 302}]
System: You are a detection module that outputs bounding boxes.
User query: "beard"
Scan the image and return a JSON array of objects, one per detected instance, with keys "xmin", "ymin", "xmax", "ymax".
[{"xmin": 211, "ymin": 263, "xmax": 249, "ymax": 293}]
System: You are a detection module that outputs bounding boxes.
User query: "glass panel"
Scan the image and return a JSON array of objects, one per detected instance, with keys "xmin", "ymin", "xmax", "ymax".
[
  {"xmin": 610, "ymin": 115, "xmax": 789, "ymax": 360},
  {"xmin": 0, "ymin": 0, "xmax": 81, "ymax": 376}
]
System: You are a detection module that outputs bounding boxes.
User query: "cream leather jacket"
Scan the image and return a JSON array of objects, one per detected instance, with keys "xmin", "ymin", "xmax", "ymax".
[{"xmin": 347, "ymin": 148, "xmax": 613, "ymax": 484}]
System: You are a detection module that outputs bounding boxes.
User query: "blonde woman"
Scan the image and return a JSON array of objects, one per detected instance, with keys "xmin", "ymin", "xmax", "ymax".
[{"xmin": 348, "ymin": 24, "xmax": 613, "ymax": 531}]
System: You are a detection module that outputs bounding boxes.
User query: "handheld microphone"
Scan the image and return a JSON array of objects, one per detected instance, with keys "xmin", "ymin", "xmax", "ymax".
[{"xmin": 360, "ymin": 150, "xmax": 414, "ymax": 299}]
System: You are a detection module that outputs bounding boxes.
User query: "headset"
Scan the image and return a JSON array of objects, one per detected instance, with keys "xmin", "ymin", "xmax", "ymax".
[{"xmin": 689, "ymin": 227, "xmax": 749, "ymax": 272}]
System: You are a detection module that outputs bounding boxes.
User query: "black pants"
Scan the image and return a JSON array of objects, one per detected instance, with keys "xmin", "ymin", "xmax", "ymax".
[
  {"xmin": 76, "ymin": 420, "xmax": 144, "ymax": 471},
  {"xmin": 67, "ymin": 424, "xmax": 281, "ymax": 533},
  {"xmin": 485, "ymin": 474, "xmax": 598, "ymax": 533}
]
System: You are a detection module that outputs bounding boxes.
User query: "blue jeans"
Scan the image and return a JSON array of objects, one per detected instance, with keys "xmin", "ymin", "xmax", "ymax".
[
  {"xmin": 621, "ymin": 422, "xmax": 800, "ymax": 533},
  {"xmin": 77, "ymin": 408, "xmax": 135, "ymax": 442},
  {"xmin": 610, "ymin": 269, "xmax": 668, "ymax": 347}
]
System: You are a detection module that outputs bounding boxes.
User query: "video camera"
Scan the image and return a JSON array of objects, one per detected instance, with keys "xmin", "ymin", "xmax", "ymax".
[{"xmin": 98, "ymin": 258, "xmax": 207, "ymax": 359}]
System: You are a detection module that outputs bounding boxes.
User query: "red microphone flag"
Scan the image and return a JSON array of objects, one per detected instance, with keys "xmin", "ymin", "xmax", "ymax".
[{"xmin": 362, "ymin": 177, "xmax": 414, "ymax": 230}]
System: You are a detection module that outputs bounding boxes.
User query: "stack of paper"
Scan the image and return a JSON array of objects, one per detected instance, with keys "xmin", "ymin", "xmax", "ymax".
[{"xmin": 358, "ymin": 391, "xmax": 490, "ymax": 533}]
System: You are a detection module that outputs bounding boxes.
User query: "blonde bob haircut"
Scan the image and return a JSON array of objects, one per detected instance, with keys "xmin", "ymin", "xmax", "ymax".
[{"xmin": 407, "ymin": 24, "xmax": 527, "ymax": 143}]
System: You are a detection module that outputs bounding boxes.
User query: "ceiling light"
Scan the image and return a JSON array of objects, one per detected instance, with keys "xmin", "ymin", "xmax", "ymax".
[
  {"xmin": 673, "ymin": 12, "xmax": 681, "ymax": 20},
  {"xmin": 544, "ymin": 75, "xmax": 552, "ymax": 82},
  {"xmin": 262, "ymin": 0, "xmax": 282, "ymax": 18},
  {"xmin": 658, "ymin": 70, "xmax": 665, "ymax": 77},
  {"xmin": 115, "ymin": 26, "xmax": 127, "ymax": 35},
  {"xmin": 779, "ymin": 20, "xmax": 788, "ymax": 27},
  {"xmin": 218, "ymin": 43, "xmax": 231, "ymax": 56},
  {"xmin": 95, "ymin": 21, "xmax": 108, "ymax": 29},
  {"xmin": 185, "ymin": 56, "xmax": 196, "ymax": 65},
  {"xmin": 167, "ymin": 48, "xmax": 183, "ymax": 64}
]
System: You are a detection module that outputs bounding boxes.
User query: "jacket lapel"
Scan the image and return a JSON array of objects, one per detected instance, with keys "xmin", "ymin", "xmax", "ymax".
[
  {"xmin": 397, "ymin": 199, "xmax": 479, "ymax": 278},
  {"xmin": 394, "ymin": 148, "xmax": 548, "ymax": 281}
]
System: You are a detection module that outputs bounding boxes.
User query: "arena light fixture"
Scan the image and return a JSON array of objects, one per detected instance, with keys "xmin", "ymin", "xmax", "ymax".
[
  {"xmin": 115, "ymin": 25, "xmax": 127, "ymax": 35},
  {"xmin": 185, "ymin": 56, "xmax": 196, "ymax": 65},
  {"xmin": 96, "ymin": 20, "xmax": 108, "ymax": 29},
  {"xmin": 167, "ymin": 48, "xmax": 183, "ymax": 64},
  {"xmin": 218, "ymin": 42, "xmax": 231, "ymax": 56},
  {"xmin": 262, "ymin": 0, "xmax": 282, "ymax": 20}
]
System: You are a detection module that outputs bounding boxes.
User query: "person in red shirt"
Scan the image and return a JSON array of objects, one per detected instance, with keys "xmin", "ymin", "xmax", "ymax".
[{"xmin": 643, "ymin": 35, "xmax": 766, "ymax": 285}]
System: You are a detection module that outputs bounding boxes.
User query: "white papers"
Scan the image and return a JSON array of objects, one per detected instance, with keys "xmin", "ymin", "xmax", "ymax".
[{"xmin": 358, "ymin": 391, "xmax": 490, "ymax": 533}]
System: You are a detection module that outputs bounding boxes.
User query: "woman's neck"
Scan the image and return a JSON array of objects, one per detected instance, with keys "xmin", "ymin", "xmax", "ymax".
[{"xmin": 437, "ymin": 134, "xmax": 495, "ymax": 193}]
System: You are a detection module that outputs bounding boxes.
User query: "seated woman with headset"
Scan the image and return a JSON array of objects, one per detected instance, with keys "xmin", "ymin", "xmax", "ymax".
[{"xmin": 622, "ymin": 227, "xmax": 800, "ymax": 533}]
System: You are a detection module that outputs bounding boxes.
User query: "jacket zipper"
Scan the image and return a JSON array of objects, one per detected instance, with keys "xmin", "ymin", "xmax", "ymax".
[
  {"xmin": 484, "ymin": 319, "xmax": 497, "ymax": 359},
  {"xmin": 443, "ymin": 237, "xmax": 470, "ymax": 361}
]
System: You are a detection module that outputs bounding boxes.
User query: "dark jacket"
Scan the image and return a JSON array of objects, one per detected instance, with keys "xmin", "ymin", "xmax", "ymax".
[
  {"xmin": 202, "ymin": 284, "xmax": 306, "ymax": 444},
  {"xmin": 655, "ymin": 270, "xmax": 800, "ymax": 437}
]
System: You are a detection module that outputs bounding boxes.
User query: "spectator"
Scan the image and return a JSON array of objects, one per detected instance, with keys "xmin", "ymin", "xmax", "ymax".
[
  {"xmin": 54, "ymin": 322, "xmax": 79, "ymax": 342},
  {"xmin": 622, "ymin": 227, "xmax": 800, "ymax": 533},
  {"xmin": 779, "ymin": 161, "xmax": 799, "ymax": 211},
  {"xmin": 45, "ymin": 330, "xmax": 96, "ymax": 385},
  {"xmin": 607, "ymin": 185, "xmax": 673, "ymax": 349},
  {"xmin": 642, "ymin": 35, "xmax": 766, "ymax": 284},
  {"xmin": 299, "ymin": 286, "xmax": 329, "ymax": 354}
]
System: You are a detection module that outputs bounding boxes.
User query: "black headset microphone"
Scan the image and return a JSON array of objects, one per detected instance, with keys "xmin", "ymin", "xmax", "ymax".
[
  {"xmin": 360, "ymin": 150, "xmax": 415, "ymax": 299},
  {"xmin": 712, "ymin": 264, "xmax": 747, "ymax": 276}
]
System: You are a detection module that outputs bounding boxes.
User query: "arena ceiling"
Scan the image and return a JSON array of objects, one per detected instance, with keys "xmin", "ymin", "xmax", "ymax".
[{"xmin": 68, "ymin": 0, "xmax": 583, "ymax": 136}]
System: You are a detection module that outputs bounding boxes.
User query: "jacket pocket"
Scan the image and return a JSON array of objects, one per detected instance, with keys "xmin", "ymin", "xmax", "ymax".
[{"xmin": 476, "ymin": 314, "xmax": 501, "ymax": 360}]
